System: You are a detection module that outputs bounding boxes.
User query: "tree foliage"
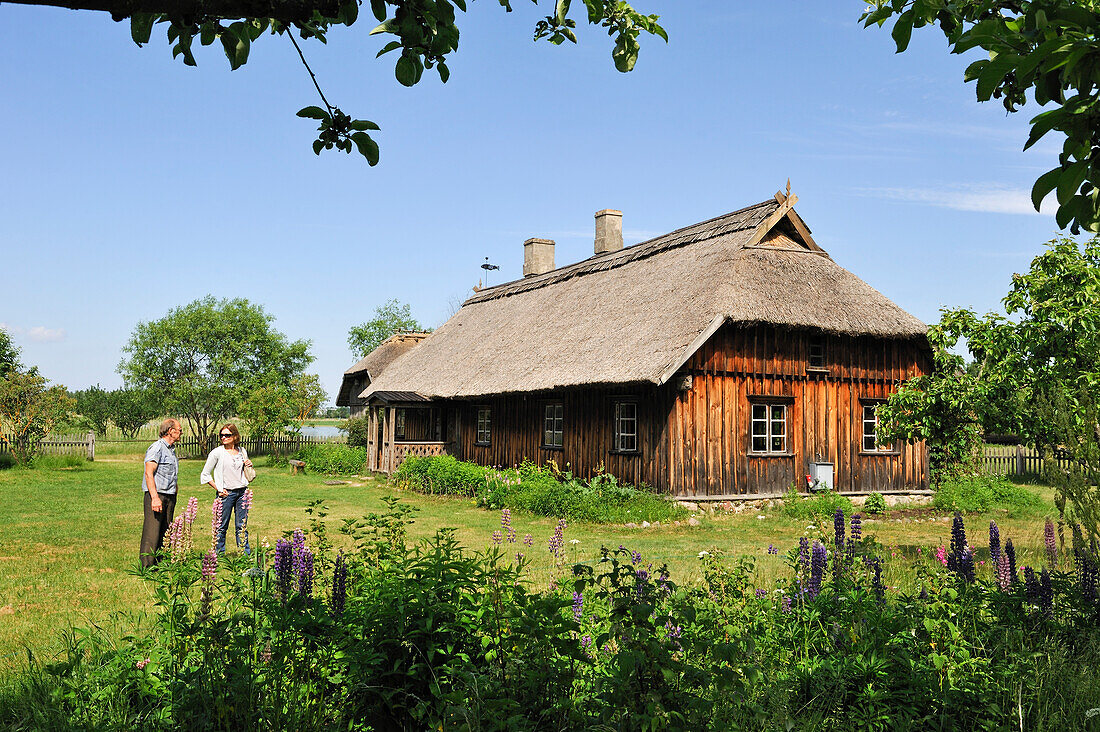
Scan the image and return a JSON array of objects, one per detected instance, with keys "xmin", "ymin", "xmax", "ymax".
[
  {"xmin": 73, "ymin": 385, "xmax": 113, "ymax": 436},
  {"xmin": 347, "ymin": 298, "xmax": 425, "ymax": 359},
  {"xmin": 0, "ymin": 371, "xmax": 74, "ymax": 464},
  {"xmin": 863, "ymin": 0, "xmax": 1100, "ymax": 233},
  {"xmin": 10, "ymin": 0, "xmax": 664, "ymax": 160},
  {"xmin": 0, "ymin": 328, "xmax": 21, "ymax": 378},
  {"xmin": 881, "ymin": 235, "xmax": 1100, "ymax": 531},
  {"xmin": 239, "ymin": 373, "xmax": 327, "ymax": 437},
  {"xmin": 119, "ymin": 296, "xmax": 313, "ymax": 444}
]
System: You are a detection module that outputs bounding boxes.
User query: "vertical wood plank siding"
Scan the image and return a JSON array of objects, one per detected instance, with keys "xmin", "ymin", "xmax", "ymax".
[{"xmin": 443, "ymin": 324, "xmax": 929, "ymax": 496}]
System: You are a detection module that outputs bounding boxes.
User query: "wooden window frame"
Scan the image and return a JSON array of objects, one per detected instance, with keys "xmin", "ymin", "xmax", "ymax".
[
  {"xmin": 395, "ymin": 408, "xmax": 406, "ymax": 441},
  {"xmin": 860, "ymin": 399, "xmax": 899, "ymax": 455},
  {"xmin": 475, "ymin": 406, "xmax": 491, "ymax": 446},
  {"xmin": 748, "ymin": 400, "xmax": 791, "ymax": 457},
  {"xmin": 807, "ymin": 334, "xmax": 828, "ymax": 372},
  {"xmin": 542, "ymin": 401, "xmax": 564, "ymax": 450},
  {"xmin": 611, "ymin": 400, "xmax": 639, "ymax": 454}
]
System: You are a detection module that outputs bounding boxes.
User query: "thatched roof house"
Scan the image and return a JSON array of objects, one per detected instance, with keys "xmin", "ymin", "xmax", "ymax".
[{"xmin": 357, "ymin": 192, "xmax": 931, "ymax": 497}]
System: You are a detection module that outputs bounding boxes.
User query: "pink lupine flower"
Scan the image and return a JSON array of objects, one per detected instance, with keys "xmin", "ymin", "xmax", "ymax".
[
  {"xmin": 935, "ymin": 544, "xmax": 948, "ymax": 567},
  {"xmin": 136, "ymin": 657, "xmax": 150, "ymax": 670},
  {"xmin": 211, "ymin": 498, "xmax": 223, "ymax": 552}
]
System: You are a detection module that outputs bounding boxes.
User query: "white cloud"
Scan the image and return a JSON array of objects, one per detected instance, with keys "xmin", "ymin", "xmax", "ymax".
[
  {"xmin": 26, "ymin": 326, "xmax": 66, "ymax": 343},
  {"xmin": 0, "ymin": 323, "xmax": 21, "ymax": 335},
  {"xmin": 854, "ymin": 184, "xmax": 1056, "ymax": 216}
]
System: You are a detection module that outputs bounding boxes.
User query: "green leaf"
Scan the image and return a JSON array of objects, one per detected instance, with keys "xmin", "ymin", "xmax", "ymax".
[
  {"xmin": 376, "ymin": 40, "xmax": 402, "ymax": 57},
  {"xmin": 297, "ymin": 106, "xmax": 330, "ymax": 120},
  {"xmin": 438, "ymin": 61, "xmax": 450, "ymax": 83},
  {"xmin": 555, "ymin": 0, "xmax": 571, "ymax": 25},
  {"xmin": 891, "ymin": 10, "xmax": 914, "ymax": 52},
  {"xmin": 312, "ymin": 139, "xmax": 325, "ymax": 155},
  {"xmin": 1024, "ymin": 109, "xmax": 1064, "ymax": 150},
  {"xmin": 1032, "ymin": 167, "xmax": 1061, "ymax": 211},
  {"xmin": 370, "ymin": 19, "xmax": 399, "ymax": 35},
  {"xmin": 351, "ymin": 132, "xmax": 380, "ymax": 165},
  {"xmin": 1057, "ymin": 161, "xmax": 1087, "ymax": 205},
  {"xmin": 975, "ymin": 55, "xmax": 1019, "ymax": 101},
  {"xmin": 612, "ymin": 36, "xmax": 639, "ymax": 72},
  {"xmin": 131, "ymin": 14, "xmax": 155, "ymax": 46},
  {"xmin": 370, "ymin": 0, "xmax": 386, "ymax": 21},
  {"xmin": 350, "ymin": 120, "xmax": 381, "ymax": 131},
  {"xmin": 395, "ymin": 55, "xmax": 417, "ymax": 86}
]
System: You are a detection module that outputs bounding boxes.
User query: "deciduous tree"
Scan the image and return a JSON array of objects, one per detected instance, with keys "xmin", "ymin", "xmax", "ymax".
[
  {"xmin": 347, "ymin": 299, "xmax": 424, "ymax": 359},
  {"xmin": 0, "ymin": 371, "xmax": 75, "ymax": 463},
  {"xmin": 119, "ymin": 296, "xmax": 312, "ymax": 443},
  {"xmin": 0, "ymin": 328, "xmax": 22, "ymax": 378}
]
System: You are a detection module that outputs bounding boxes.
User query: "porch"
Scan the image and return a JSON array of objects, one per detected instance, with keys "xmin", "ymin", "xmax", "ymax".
[{"xmin": 366, "ymin": 393, "xmax": 452, "ymax": 473}]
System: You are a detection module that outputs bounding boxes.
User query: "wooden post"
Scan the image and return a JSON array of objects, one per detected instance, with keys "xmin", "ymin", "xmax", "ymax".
[
  {"xmin": 367, "ymin": 407, "xmax": 377, "ymax": 471},
  {"xmin": 385, "ymin": 406, "xmax": 396, "ymax": 473},
  {"xmin": 87, "ymin": 431, "xmax": 95, "ymax": 461},
  {"xmin": 1016, "ymin": 444, "xmax": 1024, "ymax": 476}
]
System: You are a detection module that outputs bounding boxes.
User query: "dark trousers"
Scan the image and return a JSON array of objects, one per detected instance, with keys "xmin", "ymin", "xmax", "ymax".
[{"xmin": 140, "ymin": 492, "xmax": 177, "ymax": 568}]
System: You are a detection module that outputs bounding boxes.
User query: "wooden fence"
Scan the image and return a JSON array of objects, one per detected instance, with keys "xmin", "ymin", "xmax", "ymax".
[
  {"xmin": 1, "ymin": 432, "xmax": 344, "ymax": 461},
  {"xmin": 0, "ymin": 432, "xmax": 96, "ymax": 460},
  {"xmin": 981, "ymin": 444, "xmax": 1077, "ymax": 477}
]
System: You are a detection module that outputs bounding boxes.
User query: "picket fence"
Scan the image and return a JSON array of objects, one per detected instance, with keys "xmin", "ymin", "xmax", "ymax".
[
  {"xmin": 0, "ymin": 432, "xmax": 344, "ymax": 461},
  {"xmin": 0, "ymin": 432, "xmax": 96, "ymax": 460},
  {"xmin": 980, "ymin": 444, "xmax": 1077, "ymax": 477}
]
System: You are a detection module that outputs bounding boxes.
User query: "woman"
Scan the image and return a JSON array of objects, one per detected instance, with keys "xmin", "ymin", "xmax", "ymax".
[{"xmin": 200, "ymin": 423, "xmax": 254, "ymax": 554}]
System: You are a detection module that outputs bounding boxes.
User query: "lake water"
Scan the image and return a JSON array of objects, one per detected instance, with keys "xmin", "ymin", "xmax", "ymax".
[{"xmin": 298, "ymin": 425, "xmax": 347, "ymax": 438}]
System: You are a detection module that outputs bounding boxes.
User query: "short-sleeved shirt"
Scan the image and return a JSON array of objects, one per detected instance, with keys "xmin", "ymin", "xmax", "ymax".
[{"xmin": 143, "ymin": 438, "xmax": 179, "ymax": 495}]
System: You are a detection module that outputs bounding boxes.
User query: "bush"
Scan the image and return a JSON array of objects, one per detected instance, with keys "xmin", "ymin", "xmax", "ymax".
[
  {"xmin": 344, "ymin": 416, "xmax": 370, "ymax": 448},
  {"xmin": 294, "ymin": 443, "xmax": 366, "ymax": 474},
  {"xmin": 781, "ymin": 488, "xmax": 854, "ymax": 520},
  {"xmin": 933, "ymin": 474, "xmax": 1042, "ymax": 514},
  {"xmin": 0, "ymin": 453, "xmax": 14, "ymax": 470},
  {"xmin": 393, "ymin": 456, "xmax": 687, "ymax": 524},
  {"xmin": 863, "ymin": 491, "xmax": 887, "ymax": 515}
]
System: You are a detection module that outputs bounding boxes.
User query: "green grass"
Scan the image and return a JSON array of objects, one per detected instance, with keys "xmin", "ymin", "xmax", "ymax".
[{"xmin": 0, "ymin": 456, "xmax": 1061, "ymax": 676}]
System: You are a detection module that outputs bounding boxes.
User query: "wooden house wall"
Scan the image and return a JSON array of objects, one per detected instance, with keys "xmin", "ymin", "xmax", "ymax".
[
  {"xmin": 445, "ymin": 324, "xmax": 930, "ymax": 496},
  {"xmin": 655, "ymin": 324, "xmax": 930, "ymax": 496}
]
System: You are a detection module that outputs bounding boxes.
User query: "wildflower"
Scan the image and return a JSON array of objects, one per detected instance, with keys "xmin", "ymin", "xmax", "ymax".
[
  {"xmin": 1081, "ymin": 554, "xmax": 1099, "ymax": 604},
  {"xmin": 833, "ymin": 508, "xmax": 845, "ymax": 550},
  {"xmin": 570, "ymin": 539, "xmax": 580, "ymax": 546},
  {"xmin": 274, "ymin": 538, "xmax": 293, "ymax": 601},
  {"xmin": 869, "ymin": 556, "xmax": 884, "ymax": 603},
  {"xmin": 958, "ymin": 548, "xmax": 976, "ymax": 584},
  {"xmin": 202, "ymin": 549, "xmax": 217, "ymax": 580},
  {"xmin": 918, "ymin": 585, "xmax": 929, "ymax": 601},
  {"xmin": 989, "ymin": 521, "xmax": 1001, "ymax": 566},
  {"xmin": 580, "ymin": 634, "xmax": 594, "ymax": 658},
  {"xmin": 136, "ymin": 657, "xmax": 150, "ymax": 670},
  {"xmin": 767, "ymin": 544, "xmax": 778, "ymax": 555},
  {"xmin": 781, "ymin": 596, "xmax": 792, "ymax": 613},
  {"xmin": 572, "ymin": 591, "xmax": 584, "ymax": 622},
  {"xmin": 332, "ymin": 554, "xmax": 347, "ymax": 618},
  {"xmin": 548, "ymin": 520, "xmax": 567, "ymax": 559},
  {"xmin": 1039, "ymin": 567, "xmax": 1053, "ymax": 618},
  {"xmin": 199, "ymin": 550, "xmax": 216, "ymax": 620},
  {"xmin": 243, "ymin": 566, "xmax": 263, "ymax": 578},
  {"xmin": 698, "ymin": 550, "xmax": 710, "ymax": 559},
  {"xmin": 1005, "ymin": 538, "xmax": 1018, "ymax": 582},
  {"xmin": 501, "ymin": 508, "xmax": 516, "ymax": 543},
  {"xmin": 292, "ymin": 528, "xmax": 305, "ymax": 556},
  {"xmin": 935, "ymin": 544, "xmax": 948, "ymax": 567},
  {"xmin": 1023, "ymin": 566, "xmax": 1039, "ymax": 601},
  {"xmin": 755, "ymin": 588, "xmax": 767, "ymax": 599},
  {"xmin": 630, "ymin": 549, "xmax": 643, "ymax": 565},
  {"xmin": 996, "ymin": 554, "xmax": 1012, "ymax": 590},
  {"xmin": 850, "ymin": 514, "xmax": 862, "ymax": 544},
  {"xmin": 491, "ymin": 530, "xmax": 503, "ymax": 545},
  {"xmin": 807, "ymin": 542, "xmax": 826, "ymax": 601},
  {"xmin": 798, "ymin": 537, "xmax": 810, "ymax": 573},
  {"xmin": 523, "ymin": 533, "xmax": 533, "ymax": 547},
  {"xmin": 260, "ymin": 640, "xmax": 272, "ymax": 664},
  {"xmin": 1045, "ymin": 518, "xmax": 1058, "ymax": 568},
  {"xmin": 298, "ymin": 547, "xmax": 314, "ymax": 599},
  {"xmin": 211, "ymin": 498, "xmax": 223, "ymax": 552}
]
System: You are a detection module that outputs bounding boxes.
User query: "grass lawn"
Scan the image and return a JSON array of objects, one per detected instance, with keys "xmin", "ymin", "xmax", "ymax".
[{"xmin": 0, "ymin": 455, "xmax": 1057, "ymax": 676}]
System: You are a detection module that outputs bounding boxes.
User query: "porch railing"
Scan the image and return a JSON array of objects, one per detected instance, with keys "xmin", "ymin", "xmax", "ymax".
[{"xmin": 391, "ymin": 441, "xmax": 448, "ymax": 471}]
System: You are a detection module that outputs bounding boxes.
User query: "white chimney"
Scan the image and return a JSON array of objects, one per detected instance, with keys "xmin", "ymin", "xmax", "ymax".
[
  {"xmin": 523, "ymin": 238, "xmax": 555, "ymax": 277},
  {"xmin": 595, "ymin": 209, "xmax": 623, "ymax": 254}
]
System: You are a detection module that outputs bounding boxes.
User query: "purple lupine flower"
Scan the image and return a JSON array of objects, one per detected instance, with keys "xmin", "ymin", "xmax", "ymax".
[
  {"xmin": 989, "ymin": 521, "xmax": 1001, "ymax": 566},
  {"xmin": 958, "ymin": 548, "xmax": 976, "ymax": 584},
  {"xmin": 781, "ymin": 596, "xmax": 792, "ymax": 613},
  {"xmin": 491, "ymin": 530, "xmax": 503, "ymax": 545},
  {"xmin": 918, "ymin": 585, "xmax": 929, "ymax": 601},
  {"xmin": 635, "ymin": 566, "xmax": 650, "ymax": 582},
  {"xmin": 850, "ymin": 514, "xmax": 862, "ymax": 544},
  {"xmin": 755, "ymin": 588, "xmax": 768, "ymax": 599},
  {"xmin": 548, "ymin": 520, "xmax": 567, "ymax": 559},
  {"xmin": 996, "ymin": 554, "xmax": 1012, "ymax": 590},
  {"xmin": 202, "ymin": 549, "xmax": 217, "ymax": 579},
  {"xmin": 260, "ymin": 641, "xmax": 272, "ymax": 664},
  {"xmin": 1039, "ymin": 567, "xmax": 1053, "ymax": 618},
  {"xmin": 211, "ymin": 498, "xmax": 223, "ymax": 552},
  {"xmin": 833, "ymin": 508, "xmax": 845, "ymax": 550},
  {"xmin": 185, "ymin": 496, "xmax": 199, "ymax": 524},
  {"xmin": 869, "ymin": 556, "xmax": 884, "ymax": 603},
  {"xmin": 631, "ymin": 549, "xmax": 643, "ymax": 565},
  {"xmin": 199, "ymin": 549, "xmax": 217, "ymax": 620},
  {"xmin": 292, "ymin": 528, "xmax": 305, "ymax": 556},
  {"xmin": 297, "ymin": 546, "xmax": 314, "ymax": 599},
  {"xmin": 581, "ymin": 635, "xmax": 593, "ymax": 657},
  {"xmin": 1081, "ymin": 554, "xmax": 1099, "ymax": 605},
  {"xmin": 572, "ymin": 591, "xmax": 584, "ymax": 622},
  {"xmin": 1045, "ymin": 519, "xmax": 1058, "ymax": 568},
  {"xmin": 274, "ymin": 538, "xmax": 293, "ymax": 601},
  {"xmin": 331, "ymin": 554, "xmax": 347, "ymax": 618},
  {"xmin": 767, "ymin": 544, "xmax": 778, "ymax": 555},
  {"xmin": 523, "ymin": 533, "xmax": 533, "ymax": 547},
  {"xmin": 798, "ymin": 537, "xmax": 810, "ymax": 573},
  {"xmin": 501, "ymin": 509, "xmax": 516, "ymax": 543},
  {"xmin": 1023, "ymin": 566, "xmax": 1039, "ymax": 601},
  {"xmin": 807, "ymin": 542, "xmax": 826, "ymax": 601}
]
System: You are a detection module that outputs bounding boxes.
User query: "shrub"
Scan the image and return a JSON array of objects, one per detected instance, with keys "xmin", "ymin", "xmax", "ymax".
[
  {"xmin": 863, "ymin": 491, "xmax": 887, "ymax": 515},
  {"xmin": 933, "ymin": 474, "xmax": 1042, "ymax": 514},
  {"xmin": 294, "ymin": 443, "xmax": 366, "ymax": 474},
  {"xmin": 0, "ymin": 453, "xmax": 14, "ymax": 470},
  {"xmin": 344, "ymin": 416, "xmax": 370, "ymax": 448},
  {"xmin": 781, "ymin": 488, "xmax": 853, "ymax": 520}
]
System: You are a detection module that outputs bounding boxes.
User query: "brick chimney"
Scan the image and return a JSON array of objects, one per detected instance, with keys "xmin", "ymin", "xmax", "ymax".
[
  {"xmin": 523, "ymin": 238, "xmax": 555, "ymax": 277},
  {"xmin": 594, "ymin": 209, "xmax": 623, "ymax": 254}
]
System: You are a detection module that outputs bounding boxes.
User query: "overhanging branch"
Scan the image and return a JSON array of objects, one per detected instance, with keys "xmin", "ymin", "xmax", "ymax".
[{"xmin": 1, "ymin": 0, "xmax": 338, "ymax": 23}]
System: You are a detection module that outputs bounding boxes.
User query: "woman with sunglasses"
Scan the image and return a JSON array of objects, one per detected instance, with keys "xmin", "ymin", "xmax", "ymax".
[{"xmin": 200, "ymin": 423, "xmax": 254, "ymax": 554}]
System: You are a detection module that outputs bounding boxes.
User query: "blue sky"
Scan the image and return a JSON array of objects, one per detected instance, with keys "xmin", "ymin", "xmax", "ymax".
[{"xmin": 0, "ymin": 2, "xmax": 1065, "ymax": 403}]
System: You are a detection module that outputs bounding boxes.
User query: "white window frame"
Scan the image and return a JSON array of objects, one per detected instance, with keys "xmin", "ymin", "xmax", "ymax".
[
  {"xmin": 861, "ymin": 401, "xmax": 895, "ymax": 453},
  {"xmin": 613, "ymin": 401, "xmax": 638, "ymax": 453},
  {"xmin": 475, "ymin": 406, "xmax": 491, "ymax": 446},
  {"xmin": 750, "ymin": 402, "xmax": 788, "ymax": 455},
  {"xmin": 543, "ymin": 402, "xmax": 563, "ymax": 449}
]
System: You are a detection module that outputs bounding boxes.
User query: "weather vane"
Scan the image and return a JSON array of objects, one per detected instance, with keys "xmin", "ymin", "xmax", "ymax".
[{"xmin": 480, "ymin": 256, "xmax": 500, "ymax": 286}]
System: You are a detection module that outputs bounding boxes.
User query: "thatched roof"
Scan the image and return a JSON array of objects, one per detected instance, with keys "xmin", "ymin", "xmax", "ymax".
[
  {"xmin": 335, "ymin": 332, "xmax": 429, "ymax": 405},
  {"xmin": 362, "ymin": 197, "xmax": 927, "ymax": 401}
]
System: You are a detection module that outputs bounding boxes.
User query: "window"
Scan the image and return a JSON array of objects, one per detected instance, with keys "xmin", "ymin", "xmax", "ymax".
[
  {"xmin": 862, "ymin": 402, "xmax": 895, "ymax": 453},
  {"xmin": 808, "ymin": 336, "xmax": 826, "ymax": 369},
  {"xmin": 395, "ymin": 409, "xmax": 406, "ymax": 440},
  {"xmin": 613, "ymin": 401, "xmax": 638, "ymax": 453},
  {"xmin": 750, "ymin": 403, "xmax": 787, "ymax": 454},
  {"xmin": 543, "ymin": 403, "xmax": 563, "ymax": 448},
  {"xmin": 476, "ymin": 407, "xmax": 491, "ymax": 446}
]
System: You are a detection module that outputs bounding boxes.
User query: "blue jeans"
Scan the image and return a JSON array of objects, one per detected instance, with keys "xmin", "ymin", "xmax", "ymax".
[{"xmin": 216, "ymin": 489, "xmax": 249, "ymax": 554}]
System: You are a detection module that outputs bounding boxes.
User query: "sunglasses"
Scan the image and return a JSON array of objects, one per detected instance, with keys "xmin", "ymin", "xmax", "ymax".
[{"xmin": 220, "ymin": 433, "xmax": 234, "ymax": 438}]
